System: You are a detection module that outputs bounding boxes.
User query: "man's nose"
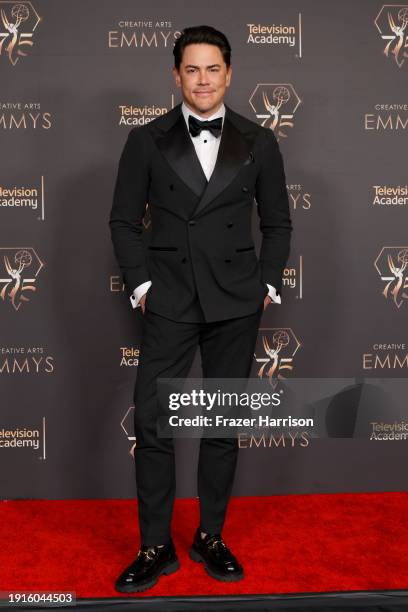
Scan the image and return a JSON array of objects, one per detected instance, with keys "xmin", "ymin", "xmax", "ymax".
[{"xmin": 197, "ymin": 71, "xmax": 210, "ymax": 84}]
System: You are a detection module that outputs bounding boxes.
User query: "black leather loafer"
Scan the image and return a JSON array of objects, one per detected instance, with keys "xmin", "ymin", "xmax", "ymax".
[
  {"xmin": 189, "ymin": 527, "xmax": 244, "ymax": 582},
  {"xmin": 115, "ymin": 539, "xmax": 180, "ymax": 593}
]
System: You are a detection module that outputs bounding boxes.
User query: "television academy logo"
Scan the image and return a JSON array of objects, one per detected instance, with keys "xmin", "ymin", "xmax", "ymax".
[
  {"xmin": 246, "ymin": 16, "xmax": 302, "ymax": 58},
  {"xmin": 283, "ymin": 255, "xmax": 303, "ymax": 299},
  {"xmin": 254, "ymin": 327, "xmax": 301, "ymax": 385},
  {"xmin": 118, "ymin": 104, "xmax": 169, "ymax": 127},
  {"xmin": 119, "ymin": 346, "xmax": 139, "ymax": 367},
  {"xmin": 374, "ymin": 247, "xmax": 408, "ymax": 308},
  {"xmin": 117, "ymin": 95, "xmax": 176, "ymax": 127},
  {"xmin": 370, "ymin": 420, "xmax": 408, "ymax": 440},
  {"xmin": 372, "ymin": 184, "xmax": 408, "ymax": 206},
  {"xmin": 0, "ymin": 1, "xmax": 40, "ymax": 65},
  {"xmin": 374, "ymin": 5, "xmax": 408, "ymax": 68},
  {"xmin": 0, "ymin": 177, "xmax": 45, "ymax": 219},
  {"xmin": 249, "ymin": 84, "xmax": 301, "ymax": 140},
  {"xmin": 0, "ymin": 247, "xmax": 44, "ymax": 310},
  {"xmin": 0, "ymin": 418, "xmax": 46, "ymax": 459}
]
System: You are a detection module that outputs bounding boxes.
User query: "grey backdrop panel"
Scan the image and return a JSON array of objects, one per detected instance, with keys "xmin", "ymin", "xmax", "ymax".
[{"xmin": 1, "ymin": 0, "xmax": 407, "ymax": 499}]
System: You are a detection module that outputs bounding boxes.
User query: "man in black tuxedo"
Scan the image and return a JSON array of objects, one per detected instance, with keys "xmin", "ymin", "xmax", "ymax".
[{"xmin": 109, "ymin": 25, "xmax": 292, "ymax": 593}]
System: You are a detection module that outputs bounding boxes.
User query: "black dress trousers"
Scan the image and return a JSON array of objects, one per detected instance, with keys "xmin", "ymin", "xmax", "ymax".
[{"xmin": 133, "ymin": 304, "xmax": 264, "ymax": 547}]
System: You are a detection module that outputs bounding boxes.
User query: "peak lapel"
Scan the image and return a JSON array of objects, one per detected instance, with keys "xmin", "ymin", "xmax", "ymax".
[
  {"xmin": 154, "ymin": 103, "xmax": 254, "ymax": 218},
  {"xmin": 155, "ymin": 106, "xmax": 208, "ymax": 199},
  {"xmin": 192, "ymin": 108, "xmax": 253, "ymax": 218}
]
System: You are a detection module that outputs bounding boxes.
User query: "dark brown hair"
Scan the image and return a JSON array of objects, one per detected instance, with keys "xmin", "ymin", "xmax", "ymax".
[{"xmin": 173, "ymin": 25, "xmax": 231, "ymax": 70}]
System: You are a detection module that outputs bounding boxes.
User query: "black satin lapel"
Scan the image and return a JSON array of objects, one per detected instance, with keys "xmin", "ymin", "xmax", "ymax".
[
  {"xmin": 155, "ymin": 114, "xmax": 208, "ymax": 198},
  {"xmin": 193, "ymin": 116, "xmax": 253, "ymax": 218}
]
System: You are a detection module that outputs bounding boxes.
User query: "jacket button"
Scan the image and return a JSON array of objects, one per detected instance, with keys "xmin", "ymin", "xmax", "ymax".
[
  {"xmin": 242, "ymin": 186, "xmax": 249, "ymax": 192},
  {"xmin": 225, "ymin": 259, "xmax": 232, "ymax": 263},
  {"xmin": 188, "ymin": 220, "xmax": 196, "ymax": 226},
  {"xmin": 169, "ymin": 184, "xmax": 174, "ymax": 190},
  {"xmin": 181, "ymin": 257, "xmax": 187, "ymax": 263},
  {"xmin": 227, "ymin": 223, "xmax": 233, "ymax": 228}
]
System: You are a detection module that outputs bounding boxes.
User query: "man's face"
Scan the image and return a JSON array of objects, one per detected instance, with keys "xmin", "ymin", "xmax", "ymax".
[{"xmin": 172, "ymin": 43, "xmax": 232, "ymax": 118}]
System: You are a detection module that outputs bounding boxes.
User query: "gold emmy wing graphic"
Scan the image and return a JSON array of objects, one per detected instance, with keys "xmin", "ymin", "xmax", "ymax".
[
  {"xmin": 375, "ymin": 5, "xmax": 408, "ymax": 68},
  {"xmin": 0, "ymin": 248, "xmax": 44, "ymax": 310},
  {"xmin": 0, "ymin": 1, "xmax": 40, "ymax": 65},
  {"xmin": 254, "ymin": 328, "xmax": 301, "ymax": 387},
  {"xmin": 375, "ymin": 247, "xmax": 408, "ymax": 308},
  {"xmin": 249, "ymin": 83, "xmax": 301, "ymax": 140}
]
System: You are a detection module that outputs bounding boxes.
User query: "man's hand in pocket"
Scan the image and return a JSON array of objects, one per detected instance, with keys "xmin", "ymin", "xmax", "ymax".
[
  {"xmin": 139, "ymin": 292, "xmax": 148, "ymax": 314},
  {"xmin": 263, "ymin": 295, "xmax": 272, "ymax": 310}
]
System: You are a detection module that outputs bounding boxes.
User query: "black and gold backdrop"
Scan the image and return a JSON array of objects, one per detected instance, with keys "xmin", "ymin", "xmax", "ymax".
[{"xmin": 1, "ymin": 0, "xmax": 407, "ymax": 499}]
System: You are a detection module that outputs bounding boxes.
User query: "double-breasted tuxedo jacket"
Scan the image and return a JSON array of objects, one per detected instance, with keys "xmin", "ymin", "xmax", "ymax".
[{"xmin": 109, "ymin": 101, "xmax": 292, "ymax": 323}]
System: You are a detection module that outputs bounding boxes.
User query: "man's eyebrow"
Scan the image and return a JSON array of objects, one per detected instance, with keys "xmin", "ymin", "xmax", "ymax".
[{"xmin": 184, "ymin": 64, "xmax": 221, "ymax": 68}]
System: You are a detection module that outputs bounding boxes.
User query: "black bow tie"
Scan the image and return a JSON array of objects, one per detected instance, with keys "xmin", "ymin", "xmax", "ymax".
[{"xmin": 188, "ymin": 115, "xmax": 223, "ymax": 138}]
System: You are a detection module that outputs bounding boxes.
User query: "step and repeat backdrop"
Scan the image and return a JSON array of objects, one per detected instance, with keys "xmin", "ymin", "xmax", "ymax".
[{"xmin": 1, "ymin": 0, "xmax": 408, "ymax": 499}]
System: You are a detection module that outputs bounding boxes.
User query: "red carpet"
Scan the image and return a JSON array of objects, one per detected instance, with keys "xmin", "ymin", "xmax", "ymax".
[{"xmin": 1, "ymin": 493, "xmax": 408, "ymax": 599}]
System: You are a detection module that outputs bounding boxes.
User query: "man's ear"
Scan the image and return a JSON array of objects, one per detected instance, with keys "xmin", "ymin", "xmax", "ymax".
[{"xmin": 226, "ymin": 65, "xmax": 232, "ymax": 88}]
